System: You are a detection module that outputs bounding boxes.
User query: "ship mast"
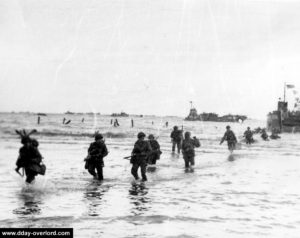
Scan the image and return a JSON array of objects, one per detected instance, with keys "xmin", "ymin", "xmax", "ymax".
[{"xmin": 190, "ymin": 101, "xmax": 193, "ymax": 109}]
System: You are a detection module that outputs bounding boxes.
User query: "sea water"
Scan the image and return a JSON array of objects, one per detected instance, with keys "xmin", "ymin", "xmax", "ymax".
[{"xmin": 0, "ymin": 113, "xmax": 300, "ymax": 237}]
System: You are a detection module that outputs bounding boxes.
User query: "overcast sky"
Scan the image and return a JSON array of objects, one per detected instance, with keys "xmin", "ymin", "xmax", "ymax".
[{"xmin": 0, "ymin": 0, "xmax": 299, "ymax": 118}]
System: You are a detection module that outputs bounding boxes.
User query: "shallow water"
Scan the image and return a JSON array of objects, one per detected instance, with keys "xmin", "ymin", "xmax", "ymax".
[{"xmin": 1, "ymin": 113, "xmax": 300, "ymax": 237}]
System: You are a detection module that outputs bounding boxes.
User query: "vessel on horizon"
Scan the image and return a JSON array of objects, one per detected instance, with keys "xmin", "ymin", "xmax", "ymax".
[
  {"xmin": 185, "ymin": 102, "xmax": 247, "ymax": 123},
  {"xmin": 111, "ymin": 112, "xmax": 129, "ymax": 117}
]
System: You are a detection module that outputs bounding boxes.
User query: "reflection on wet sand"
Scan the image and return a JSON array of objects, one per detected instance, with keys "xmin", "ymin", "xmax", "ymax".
[
  {"xmin": 129, "ymin": 183, "xmax": 151, "ymax": 216},
  {"xmin": 84, "ymin": 180, "xmax": 109, "ymax": 217},
  {"xmin": 184, "ymin": 167, "xmax": 195, "ymax": 173},
  {"xmin": 228, "ymin": 154, "xmax": 235, "ymax": 162},
  {"xmin": 13, "ymin": 192, "xmax": 42, "ymax": 216},
  {"xmin": 146, "ymin": 166, "xmax": 157, "ymax": 173}
]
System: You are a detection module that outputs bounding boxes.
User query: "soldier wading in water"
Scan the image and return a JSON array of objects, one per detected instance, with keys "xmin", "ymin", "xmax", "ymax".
[
  {"xmin": 85, "ymin": 133, "xmax": 108, "ymax": 180},
  {"xmin": 170, "ymin": 126, "xmax": 183, "ymax": 154},
  {"xmin": 15, "ymin": 130, "xmax": 46, "ymax": 184},
  {"xmin": 244, "ymin": 127, "xmax": 254, "ymax": 144},
  {"xmin": 220, "ymin": 125, "xmax": 238, "ymax": 152},
  {"xmin": 131, "ymin": 132, "xmax": 152, "ymax": 181},
  {"xmin": 261, "ymin": 129, "xmax": 269, "ymax": 141},
  {"xmin": 181, "ymin": 131, "xmax": 200, "ymax": 169},
  {"xmin": 147, "ymin": 134, "xmax": 162, "ymax": 165}
]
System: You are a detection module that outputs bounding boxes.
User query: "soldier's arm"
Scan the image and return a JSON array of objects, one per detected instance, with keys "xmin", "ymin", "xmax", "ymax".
[
  {"xmin": 34, "ymin": 147, "xmax": 42, "ymax": 159},
  {"xmin": 220, "ymin": 132, "xmax": 227, "ymax": 144},
  {"xmin": 18, "ymin": 148, "xmax": 23, "ymax": 158},
  {"xmin": 181, "ymin": 141, "xmax": 186, "ymax": 151},
  {"xmin": 179, "ymin": 130, "xmax": 183, "ymax": 138},
  {"xmin": 16, "ymin": 148, "xmax": 23, "ymax": 167},
  {"xmin": 233, "ymin": 132, "xmax": 237, "ymax": 142},
  {"xmin": 34, "ymin": 147, "xmax": 43, "ymax": 163},
  {"xmin": 18, "ymin": 148, "xmax": 27, "ymax": 161},
  {"xmin": 88, "ymin": 143, "xmax": 93, "ymax": 154},
  {"xmin": 102, "ymin": 144, "xmax": 109, "ymax": 157},
  {"xmin": 193, "ymin": 138, "xmax": 201, "ymax": 148},
  {"xmin": 148, "ymin": 141, "xmax": 153, "ymax": 151},
  {"xmin": 156, "ymin": 141, "xmax": 160, "ymax": 150},
  {"xmin": 131, "ymin": 143, "xmax": 138, "ymax": 155}
]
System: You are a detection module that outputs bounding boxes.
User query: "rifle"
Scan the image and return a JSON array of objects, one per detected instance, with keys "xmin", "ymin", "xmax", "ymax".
[
  {"xmin": 123, "ymin": 155, "xmax": 132, "ymax": 160},
  {"xmin": 123, "ymin": 152, "xmax": 152, "ymax": 160}
]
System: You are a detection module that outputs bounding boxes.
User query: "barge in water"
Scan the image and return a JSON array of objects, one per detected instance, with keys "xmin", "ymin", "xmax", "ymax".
[{"xmin": 267, "ymin": 83, "xmax": 300, "ymax": 132}]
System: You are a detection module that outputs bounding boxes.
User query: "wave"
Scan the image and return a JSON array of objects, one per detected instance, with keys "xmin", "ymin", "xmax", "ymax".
[
  {"xmin": 1, "ymin": 129, "xmax": 131, "ymax": 139},
  {"xmin": 111, "ymin": 215, "xmax": 223, "ymax": 224},
  {"xmin": 104, "ymin": 132, "xmax": 129, "ymax": 138}
]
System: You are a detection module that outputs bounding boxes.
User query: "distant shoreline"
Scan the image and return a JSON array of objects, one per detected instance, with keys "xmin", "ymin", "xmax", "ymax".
[{"xmin": 0, "ymin": 111, "xmax": 184, "ymax": 119}]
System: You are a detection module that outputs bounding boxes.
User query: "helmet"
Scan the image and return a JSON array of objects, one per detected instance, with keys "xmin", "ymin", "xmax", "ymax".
[
  {"xmin": 184, "ymin": 131, "xmax": 191, "ymax": 138},
  {"xmin": 31, "ymin": 138, "xmax": 39, "ymax": 147},
  {"xmin": 137, "ymin": 132, "xmax": 146, "ymax": 139},
  {"xmin": 247, "ymin": 127, "xmax": 250, "ymax": 130},
  {"xmin": 95, "ymin": 134, "xmax": 103, "ymax": 141},
  {"xmin": 226, "ymin": 125, "xmax": 230, "ymax": 129},
  {"xmin": 173, "ymin": 126, "xmax": 178, "ymax": 130},
  {"xmin": 148, "ymin": 134, "xmax": 154, "ymax": 139},
  {"xmin": 21, "ymin": 137, "xmax": 31, "ymax": 145}
]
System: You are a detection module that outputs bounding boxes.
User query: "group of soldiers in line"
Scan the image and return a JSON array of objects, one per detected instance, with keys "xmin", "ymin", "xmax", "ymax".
[
  {"xmin": 84, "ymin": 128, "xmax": 201, "ymax": 182},
  {"xmin": 83, "ymin": 132, "xmax": 162, "ymax": 181},
  {"xmin": 14, "ymin": 126, "xmax": 201, "ymax": 183},
  {"xmin": 14, "ymin": 124, "xmax": 280, "ymax": 184},
  {"xmin": 243, "ymin": 126, "xmax": 281, "ymax": 143},
  {"xmin": 221, "ymin": 125, "xmax": 281, "ymax": 150}
]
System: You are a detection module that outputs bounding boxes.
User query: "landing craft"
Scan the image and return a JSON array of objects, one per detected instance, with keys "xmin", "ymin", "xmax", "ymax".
[
  {"xmin": 65, "ymin": 111, "xmax": 75, "ymax": 115},
  {"xmin": 184, "ymin": 102, "xmax": 247, "ymax": 122},
  {"xmin": 37, "ymin": 113, "xmax": 47, "ymax": 116},
  {"xmin": 111, "ymin": 112, "xmax": 129, "ymax": 117},
  {"xmin": 267, "ymin": 83, "xmax": 300, "ymax": 133}
]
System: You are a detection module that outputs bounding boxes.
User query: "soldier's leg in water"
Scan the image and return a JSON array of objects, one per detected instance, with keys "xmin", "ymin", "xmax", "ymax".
[
  {"xmin": 26, "ymin": 174, "xmax": 35, "ymax": 183},
  {"xmin": 183, "ymin": 155, "xmax": 189, "ymax": 168},
  {"xmin": 25, "ymin": 169, "xmax": 36, "ymax": 184},
  {"xmin": 88, "ymin": 162, "xmax": 97, "ymax": 177},
  {"xmin": 96, "ymin": 163, "xmax": 103, "ymax": 180},
  {"xmin": 153, "ymin": 153, "xmax": 160, "ymax": 164},
  {"xmin": 190, "ymin": 156, "xmax": 195, "ymax": 166},
  {"xmin": 147, "ymin": 155, "xmax": 152, "ymax": 165},
  {"xmin": 227, "ymin": 141, "xmax": 231, "ymax": 151},
  {"xmin": 228, "ymin": 142, "xmax": 235, "ymax": 152},
  {"xmin": 131, "ymin": 163, "xmax": 140, "ymax": 180},
  {"xmin": 233, "ymin": 142, "xmax": 237, "ymax": 150},
  {"xmin": 152, "ymin": 156, "xmax": 157, "ymax": 165},
  {"xmin": 172, "ymin": 141, "xmax": 176, "ymax": 152},
  {"xmin": 177, "ymin": 141, "xmax": 181, "ymax": 153},
  {"xmin": 141, "ymin": 160, "xmax": 147, "ymax": 181}
]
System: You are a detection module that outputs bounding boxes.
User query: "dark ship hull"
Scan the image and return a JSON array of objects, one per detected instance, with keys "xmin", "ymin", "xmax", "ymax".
[
  {"xmin": 111, "ymin": 112, "xmax": 129, "ymax": 117},
  {"xmin": 267, "ymin": 109, "xmax": 300, "ymax": 133},
  {"xmin": 267, "ymin": 83, "xmax": 300, "ymax": 133}
]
